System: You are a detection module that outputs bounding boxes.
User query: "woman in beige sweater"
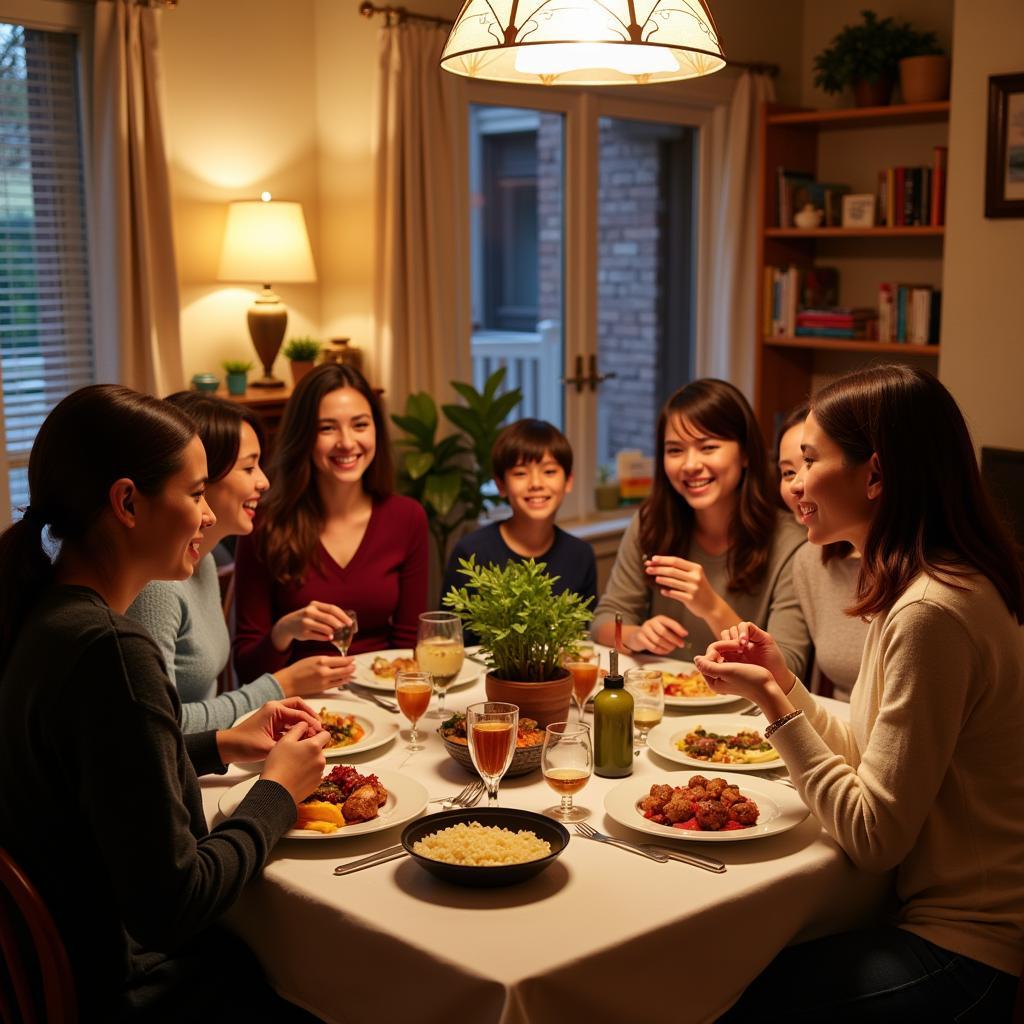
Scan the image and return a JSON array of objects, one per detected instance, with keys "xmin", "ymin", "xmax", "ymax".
[{"xmin": 701, "ymin": 365, "xmax": 1023, "ymax": 1021}]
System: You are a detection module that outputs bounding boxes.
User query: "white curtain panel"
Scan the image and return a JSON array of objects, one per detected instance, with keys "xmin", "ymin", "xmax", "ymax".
[
  {"xmin": 700, "ymin": 71, "xmax": 775, "ymax": 399},
  {"xmin": 92, "ymin": 0, "xmax": 184, "ymax": 394},
  {"xmin": 374, "ymin": 22, "xmax": 470, "ymax": 411}
]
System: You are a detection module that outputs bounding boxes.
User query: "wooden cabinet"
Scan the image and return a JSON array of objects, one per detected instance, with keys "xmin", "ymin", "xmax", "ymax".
[{"xmin": 754, "ymin": 100, "xmax": 949, "ymax": 440}]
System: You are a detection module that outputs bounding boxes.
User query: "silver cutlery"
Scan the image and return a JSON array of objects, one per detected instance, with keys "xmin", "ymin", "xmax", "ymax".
[
  {"xmin": 334, "ymin": 844, "xmax": 407, "ymax": 876},
  {"xmin": 429, "ymin": 779, "xmax": 485, "ymax": 810},
  {"xmin": 640, "ymin": 844, "xmax": 727, "ymax": 873},
  {"xmin": 574, "ymin": 822, "xmax": 668, "ymax": 862},
  {"xmin": 348, "ymin": 684, "xmax": 400, "ymax": 714}
]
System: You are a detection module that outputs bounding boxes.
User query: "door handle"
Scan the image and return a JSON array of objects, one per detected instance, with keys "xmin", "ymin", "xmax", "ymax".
[
  {"xmin": 588, "ymin": 354, "xmax": 618, "ymax": 391},
  {"xmin": 561, "ymin": 354, "xmax": 586, "ymax": 393}
]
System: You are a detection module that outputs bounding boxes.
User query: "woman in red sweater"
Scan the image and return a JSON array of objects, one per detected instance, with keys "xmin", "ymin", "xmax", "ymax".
[{"xmin": 234, "ymin": 364, "xmax": 429, "ymax": 679}]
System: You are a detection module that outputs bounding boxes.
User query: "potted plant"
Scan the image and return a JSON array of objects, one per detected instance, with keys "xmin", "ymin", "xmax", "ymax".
[
  {"xmin": 813, "ymin": 10, "xmax": 940, "ymax": 108},
  {"xmin": 594, "ymin": 464, "xmax": 620, "ymax": 511},
  {"xmin": 282, "ymin": 337, "xmax": 321, "ymax": 385},
  {"xmin": 221, "ymin": 359, "xmax": 252, "ymax": 396},
  {"xmin": 443, "ymin": 556, "xmax": 593, "ymax": 727}
]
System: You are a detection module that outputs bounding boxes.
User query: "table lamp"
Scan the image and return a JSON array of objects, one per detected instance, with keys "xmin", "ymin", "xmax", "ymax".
[{"xmin": 217, "ymin": 193, "xmax": 317, "ymax": 388}]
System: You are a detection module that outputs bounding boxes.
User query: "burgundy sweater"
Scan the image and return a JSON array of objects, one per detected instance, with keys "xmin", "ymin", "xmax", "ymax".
[{"xmin": 233, "ymin": 493, "xmax": 429, "ymax": 680}]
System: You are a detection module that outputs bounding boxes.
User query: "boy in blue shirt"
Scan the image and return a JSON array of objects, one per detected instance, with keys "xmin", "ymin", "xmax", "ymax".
[{"xmin": 441, "ymin": 419, "xmax": 598, "ymax": 612}]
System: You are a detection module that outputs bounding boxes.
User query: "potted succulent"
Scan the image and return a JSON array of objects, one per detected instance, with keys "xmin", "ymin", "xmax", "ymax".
[
  {"xmin": 221, "ymin": 359, "xmax": 252, "ymax": 396},
  {"xmin": 594, "ymin": 464, "xmax": 620, "ymax": 511},
  {"xmin": 282, "ymin": 337, "xmax": 322, "ymax": 385},
  {"xmin": 813, "ymin": 10, "xmax": 940, "ymax": 108},
  {"xmin": 443, "ymin": 556, "xmax": 593, "ymax": 727}
]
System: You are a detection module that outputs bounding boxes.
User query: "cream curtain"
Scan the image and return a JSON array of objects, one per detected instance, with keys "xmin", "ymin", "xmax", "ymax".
[
  {"xmin": 374, "ymin": 22, "xmax": 470, "ymax": 411},
  {"xmin": 91, "ymin": 0, "xmax": 183, "ymax": 393},
  {"xmin": 700, "ymin": 70, "xmax": 776, "ymax": 399}
]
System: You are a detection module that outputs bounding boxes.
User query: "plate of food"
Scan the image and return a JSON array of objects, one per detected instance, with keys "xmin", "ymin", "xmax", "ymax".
[
  {"xmin": 218, "ymin": 765, "xmax": 428, "ymax": 840},
  {"xmin": 438, "ymin": 711, "xmax": 545, "ymax": 776},
  {"xmin": 646, "ymin": 714, "xmax": 783, "ymax": 770},
  {"xmin": 233, "ymin": 700, "xmax": 399, "ymax": 759},
  {"xmin": 352, "ymin": 649, "xmax": 480, "ymax": 692},
  {"xmin": 637, "ymin": 660, "xmax": 743, "ymax": 707},
  {"xmin": 604, "ymin": 771, "xmax": 807, "ymax": 843}
]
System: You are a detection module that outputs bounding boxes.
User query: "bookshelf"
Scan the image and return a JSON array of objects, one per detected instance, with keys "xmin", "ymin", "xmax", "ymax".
[{"xmin": 754, "ymin": 101, "xmax": 949, "ymax": 439}]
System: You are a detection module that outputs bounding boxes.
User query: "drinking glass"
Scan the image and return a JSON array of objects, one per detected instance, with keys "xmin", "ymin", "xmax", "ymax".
[
  {"xmin": 331, "ymin": 610, "xmax": 358, "ymax": 655},
  {"xmin": 565, "ymin": 658, "xmax": 600, "ymax": 724},
  {"xmin": 416, "ymin": 612, "xmax": 464, "ymax": 719},
  {"xmin": 541, "ymin": 722, "xmax": 593, "ymax": 822},
  {"xmin": 395, "ymin": 670, "xmax": 432, "ymax": 751},
  {"xmin": 624, "ymin": 667, "xmax": 664, "ymax": 748},
  {"xmin": 466, "ymin": 701, "xmax": 518, "ymax": 808}
]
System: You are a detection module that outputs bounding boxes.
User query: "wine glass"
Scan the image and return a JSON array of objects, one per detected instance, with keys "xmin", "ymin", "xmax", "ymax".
[
  {"xmin": 416, "ymin": 612, "xmax": 464, "ymax": 720},
  {"xmin": 466, "ymin": 701, "xmax": 518, "ymax": 808},
  {"xmin": 541, "ymin": 721, "xmax": 593, "ymax": 822},
  {"xmin": 395, "ymin": 670, "xmax": 432, "ymax": 751},
  {"xmin": 624, "ymin": 667, "xmax": 664, "ymax": 748},
  {"xmin": 565, "ymin": 657, "xmax": 600, "ymax": 725},
  {"xmin": 331, "ymin": 610, "xmax": 358, "ymax": 655}
]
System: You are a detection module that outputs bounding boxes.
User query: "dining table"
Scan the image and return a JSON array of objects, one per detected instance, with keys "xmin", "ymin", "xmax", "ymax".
[{"xmin": 201, "ymin": 651, "xmax": 891, "ymax": 1024}]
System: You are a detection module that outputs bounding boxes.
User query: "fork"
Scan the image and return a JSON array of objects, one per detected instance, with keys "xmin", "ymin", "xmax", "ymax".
[
  {"xmin": 574, "ymin": 822, "xmax": 668, "ymax": 862},
  {"xmin": 575, "ymin": 822, "xmax": 727, "ymax": 873},
  {"xmin": 347, "ymin": 684, "xmax": 400, "ymax": 713},
  {"xmin": 430, "ymin": 780, "xmax": 485, "ymax": 810}
]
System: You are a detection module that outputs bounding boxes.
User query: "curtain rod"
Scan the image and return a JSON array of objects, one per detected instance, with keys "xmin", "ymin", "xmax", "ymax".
[{"xmin": 356, "ymin": 0, "xmax": 779, "ymax": 75}]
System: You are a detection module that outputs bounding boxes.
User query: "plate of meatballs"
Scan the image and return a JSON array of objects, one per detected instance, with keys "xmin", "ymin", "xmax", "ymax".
[{"xmin": 604, "ymin": 772, "xmax": 808, "ymax": 843}]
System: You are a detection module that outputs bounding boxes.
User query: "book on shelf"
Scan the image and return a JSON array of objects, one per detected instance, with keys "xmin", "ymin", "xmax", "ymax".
[
  {"xmin": 776, "ymin": 168, "xmax": 814, "ymax": 228},
  {"xmin": 875, "ymin": 147, "xmax": 947, "ymax": 227},
  {"xmin": 878, "ymin": 283, "xmax": 941, "ymax": 344},
  {"xmin": 796, "ymin": 307, "xmax": 876, "ymax": 339},
  {"xmin": 764, "ymin": 264, "xmax": 881, "ymax": 340}
]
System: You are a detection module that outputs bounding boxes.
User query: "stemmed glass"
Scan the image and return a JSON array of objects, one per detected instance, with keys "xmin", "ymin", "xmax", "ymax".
[
  {"xmin": 466, "ymin": 701, "xmax": 518, "ymax": 808},
  {"xmin": 417, "ymin": 612, "xmax": 464, "ymax": 719},
  {"xmin": 331, "ymin": 610, "xmax": 358, "ymax": 655},
  {"xmin": 565, "ymin": 658, "xmax": 600, "ymax": 725},
  {"xmin": 541, "ymin": 722, "xmax": 593, "ymax": 822},
  {"xmin": 395, "ymin": 670, "xmax": 432, "ymax": 751},
  {"xmin": 624, "ymin": 667, "xmax": 664, "ymax": 748}
]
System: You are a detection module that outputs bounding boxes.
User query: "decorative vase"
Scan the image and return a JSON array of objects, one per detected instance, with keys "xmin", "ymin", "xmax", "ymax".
[
  {"xmin": 289, "ymin": 359, "xmax": 315, "ymax": 385},
  {"xmin": 899, "ymin": 55, "xmax": 950, "ymax": 104},
  {"xmin": 226, "ymin": 371, "xmax": 248, "ymax": 396},
  {"xmin": 794, "ymin": 203, "xmax": 824, "ymax": 229},
  {"xmin": 852, "ymin": 75, "xmax": 893, "ymax": 108},
  {"xmin": 484, "ymin": 670, "xmax": 574, "ymax": 729},
  {"xmin": 191, "ymin": 373, "xmax": 219, "ymax": 394},
  {"xmin": 594, "ymin": 482, "xmax": 620, "ymax": 511}
]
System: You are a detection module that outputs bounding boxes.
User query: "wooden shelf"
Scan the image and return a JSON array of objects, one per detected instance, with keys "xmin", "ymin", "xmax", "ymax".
[
  {"xmin": 766, "ymin": 226, "xmax": 944, "ymax": 238},
  {"xmin": 765, "ymin": 337, "xmax": 941, "ymax": 356},
  {"xmin": 767, "ymin": 101, "xmax": 950, "ymax": 129}
]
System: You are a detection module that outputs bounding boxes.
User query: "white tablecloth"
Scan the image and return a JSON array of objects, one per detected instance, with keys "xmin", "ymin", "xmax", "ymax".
[{"xmin": 201, "ymin": 665, "xmax": 888, "ymax": 1024}]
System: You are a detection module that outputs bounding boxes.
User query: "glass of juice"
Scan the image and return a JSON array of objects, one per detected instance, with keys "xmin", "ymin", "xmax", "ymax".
[
  {"xmin": 541, "ymin": 721, "xmax": 592, "ymax": 822},
  {"xmin": 416, "ymin": 612, "xmax": 465, "ymax": 719},
  {"xmin": 624, "ymin": 667, "xmax": 664, "ymax": 748},
  {"xmin": 466, "ymin": 701, "xmax": 518, "ymax": 808},
  {"xmin": 565, "ymin": 659, "xmax": 600, "ymax": 724},
  {"xmin": 395, "ymin": 670, "xmax": 432, "ymax": 751}
]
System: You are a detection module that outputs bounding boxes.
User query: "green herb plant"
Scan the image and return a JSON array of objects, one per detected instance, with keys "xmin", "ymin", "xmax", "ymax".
[
  {"xmin": 443, "ymin": 556, "xmax": 593, "ymax": 682},
  {"xmin": 221, "ymin": 359, "xmax": 253, "ymax": 374},
  {"xmin": 282, "ymin": 337, "xmax": 322, "ymax": 361}
]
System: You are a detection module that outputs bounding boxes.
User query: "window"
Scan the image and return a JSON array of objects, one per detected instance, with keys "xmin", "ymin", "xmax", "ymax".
[{"xmin": 0, "ymin": 22, "xmax": 93, "ymax": 517}]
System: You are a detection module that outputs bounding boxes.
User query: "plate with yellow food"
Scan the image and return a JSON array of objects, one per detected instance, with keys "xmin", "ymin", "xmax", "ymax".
[
  {"xmin": 351, "ymin": 648, "xmax": 481, "ymax": 692},
  {"xmin": 646, "ymin": 714, "xmax": 783, "ymax": 771},
  {"xmin": 638, "ymin": 660, "xmax": 746, "ymax": 708},
  {"xmin": 219, "ymin": 765, "xmax": 428, "ymax": 840},
  {"xmin": 233, "ymin": 700, "xmax": 399, "ymax": 760}
]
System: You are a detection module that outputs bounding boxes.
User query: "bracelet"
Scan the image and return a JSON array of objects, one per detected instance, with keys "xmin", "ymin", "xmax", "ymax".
[{"xmin": 764, "ymin": 708, "xmax": 803, "ymax": 739}]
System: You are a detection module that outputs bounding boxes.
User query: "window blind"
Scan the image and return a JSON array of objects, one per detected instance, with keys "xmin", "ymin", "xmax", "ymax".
[{"xmin": 0, "ymin": 23, "xmax": 94, "ymax": 515}]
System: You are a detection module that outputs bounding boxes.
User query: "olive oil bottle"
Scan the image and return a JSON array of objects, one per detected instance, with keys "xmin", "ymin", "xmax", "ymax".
[{"xmin": 594, "ymin": 648, "xmax": 633, "ymax": 778}]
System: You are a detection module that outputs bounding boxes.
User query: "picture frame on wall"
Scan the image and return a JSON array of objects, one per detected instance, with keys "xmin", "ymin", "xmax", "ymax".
[{"xmin": 985, "ymin": 72, "xmax": 1024, "ymax": 218}]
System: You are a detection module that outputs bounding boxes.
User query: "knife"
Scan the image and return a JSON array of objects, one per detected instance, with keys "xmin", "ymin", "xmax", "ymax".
[
  {"xmin": 334, "ymin": 845, "xmax": 407, "ymax": 875},
  {"xmin": 642, "ymin": 844, "xmax": 727, "ymax": 873},
  {"xmin": 347, "ymin": 684, "xmax": 400, "ymax": 713},
  {"xmin": 579, "ymin": 831, "xmax": 669, "ymax": 863}
]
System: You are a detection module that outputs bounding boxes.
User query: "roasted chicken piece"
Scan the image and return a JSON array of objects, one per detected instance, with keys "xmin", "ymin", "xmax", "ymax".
[{"xmin": 342, "ymin": 784, "xmax": 381, "ymax": 823}]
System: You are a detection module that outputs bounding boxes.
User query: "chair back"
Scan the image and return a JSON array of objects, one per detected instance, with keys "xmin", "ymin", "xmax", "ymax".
[{"xmin": 0, "ymin": 847, "xmax": 77, "ymax": 1023}]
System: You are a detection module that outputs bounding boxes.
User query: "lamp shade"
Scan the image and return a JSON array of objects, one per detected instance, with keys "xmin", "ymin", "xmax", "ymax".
[
  {"xmin": 440, "ymin": 0, "xmax": 726, "ymax": 86},
  {"xmin": 217, "ymin": 199, "xmax": 317, "ymax": 283}
]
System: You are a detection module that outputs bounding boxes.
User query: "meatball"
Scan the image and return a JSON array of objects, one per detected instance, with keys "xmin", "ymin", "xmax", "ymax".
[
  {"xmin": 694, "ymin": 799, "xmax": 730, "ymax": 831},
  {"xmin": 729, "ymin": 799, "xmax": 760, "ymax": 826},
  {"xmin": 705, "ymin": 777, "xmax": 728, "ymax": 798},
  {"xmin": 687, "ymin": 774, "xmax": 710, "ymax": 791},
  {"xmin": 640, "ymin": 784, "xmax": 674, "ymax": 815},
  {"xmin": 718, "ymin": 786, "xmax": 742, "ymax": 808},
  {"xmin": 684, "ymin": 785, "xmax": 707, "ymax": 802},
  {"xmin": 694, "ymin": 737, "xmax": 718, "ymax": 759},
  {"xmin": 663, "ymin": 792, "xmax": 695, "ymax": 824}
]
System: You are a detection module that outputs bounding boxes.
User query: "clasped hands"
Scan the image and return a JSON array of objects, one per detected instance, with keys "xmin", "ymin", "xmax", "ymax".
[{"xmin": 695, "ymin": 622, "xmax": 797, "ymax": 710}]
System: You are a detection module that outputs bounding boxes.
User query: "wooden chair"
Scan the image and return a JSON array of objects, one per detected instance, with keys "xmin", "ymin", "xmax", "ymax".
[{"xmin": 0, "ymin": 847, "xmax": 77, "ymax": 1023}]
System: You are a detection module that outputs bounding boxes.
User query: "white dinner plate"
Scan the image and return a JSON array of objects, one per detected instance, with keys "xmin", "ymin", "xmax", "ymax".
[
  {"xmin": 234, "ymin": 700, "xmax": 399, "ymax": 760},
  {"xmin": 634, "ymin": 660, "xmax": 745, "ymax": 708},
  {"xmin": 219, "ymin": 767, "xmax": 428, "ymax": 840},
  {"xmin": 646, "ymin": 714, "xmax": 783, "ymax": 771},
  {"xmin": 604, "ymin": 771, "xmax": 807, "ymax": 843},
  {"xmin": 351, "ymin": 648, "xmax": 480, "ymax": 692}
]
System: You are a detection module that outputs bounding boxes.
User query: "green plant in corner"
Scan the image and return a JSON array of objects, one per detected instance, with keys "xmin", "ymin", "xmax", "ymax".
[
  {"xmin": 221, "ymin": 359, "xmax": 253, "ymax": 374},
  {"xmin": 443, "ymin": 556, "xmax": 593, "ymax": 681},
  {"xmin": 282, "ymin": 337, "xmax": 321, "ymax": 361}
]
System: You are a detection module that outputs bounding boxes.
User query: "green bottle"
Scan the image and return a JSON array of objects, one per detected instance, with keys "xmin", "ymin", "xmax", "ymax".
[{"xmin": 594, "ymin": 668, "xmax": 633, "ymax": 778}]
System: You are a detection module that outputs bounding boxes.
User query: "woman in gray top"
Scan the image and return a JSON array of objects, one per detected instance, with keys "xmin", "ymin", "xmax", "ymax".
[
  {"xmin": 593, "ymin": 379, "xmax": 810, "ymax": 677},
  {"xmin": 129, "ymin": 394, "xmax": 355, "ymax": 731}
]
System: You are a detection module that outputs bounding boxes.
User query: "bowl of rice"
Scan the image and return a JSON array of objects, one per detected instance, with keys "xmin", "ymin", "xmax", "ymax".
[{"xmin": 401, "ymin": 808, "xmax": 569, "ymax": 887}]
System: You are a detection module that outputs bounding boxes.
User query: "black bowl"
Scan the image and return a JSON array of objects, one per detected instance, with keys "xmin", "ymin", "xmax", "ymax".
[{"xmin": 401, "ymin": 808, "xmax": 569, "ymax": 887}]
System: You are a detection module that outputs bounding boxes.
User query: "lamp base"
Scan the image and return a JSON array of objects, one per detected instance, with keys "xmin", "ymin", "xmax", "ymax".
[
  {"xmin": 247, "ymin": 285, "xmax": 288, "ymax": 386},
  {"xmin": 248, "ymin": 375, "xmax": 286, "ymax": 389}
]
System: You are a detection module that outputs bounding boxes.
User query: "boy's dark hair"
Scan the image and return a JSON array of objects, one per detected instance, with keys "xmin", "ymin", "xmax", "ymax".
[{"xmin": 491, "ymin": 419, "xmax": 573, "ymax": 480}]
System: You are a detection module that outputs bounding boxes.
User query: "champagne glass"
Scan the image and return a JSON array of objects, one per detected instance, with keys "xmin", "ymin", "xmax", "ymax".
[
  {"xmin": 331, "ymin": 610, "xmax": 358, "ymax": 655},
  {"xmin": 541, "ymin": 722, "xmax": 593, "ymax": 822},
  {"xmin": 565, "ymin": 658, "xmax": 600, "ymax": 725},
  {"xmin": 466, "ymin": 701, "xmax": 518, "ymax": 808},
  {"xmin": 624, "ymin": 667, "xmax": 664, "ymax": 748},
  {"xmin": 416, "ymin": 612, "xmax": 464, "ymax": 719},
  {"xmin": 395, "ymin": 670, "xmax": 432, "ymax": 751}
]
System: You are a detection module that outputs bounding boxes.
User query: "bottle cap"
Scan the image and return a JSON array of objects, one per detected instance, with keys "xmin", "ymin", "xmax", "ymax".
[{"xmin": 603, "ymin": 672, "xmax": 624, "ymax": 689}]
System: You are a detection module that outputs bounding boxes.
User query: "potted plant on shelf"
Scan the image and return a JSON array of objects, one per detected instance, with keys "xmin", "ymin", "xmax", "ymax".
[
  {"xmin": 443, "ymin": 556, "xmax": 593, "ymax": 727},
  {"xmin": 812, "ymin": 10, "xmax": 941, "ymax": 108},
  {"xmin": 222, "ymin": 359, "xmax": 252, "ymax": 396},
  {"xmin": 282, "ymin": 337, "xmax": 321, "ymax": 385}
]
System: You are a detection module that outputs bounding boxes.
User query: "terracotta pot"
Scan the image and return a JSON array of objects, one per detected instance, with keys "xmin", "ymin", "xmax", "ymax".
[
  {"xmin": 289, "ymin": 359, "xmax": 315, "ymax": 385},
  {"xmin": 485, "ymin": 669, "xmax": 573, "ymax": 729},
  {"xmin": 852, "ymin": 75, "xmax": 893, "ymax": 108},
  {"xmin": 899, "ymin": 55, "xmax": 950, "ymax": 104}
]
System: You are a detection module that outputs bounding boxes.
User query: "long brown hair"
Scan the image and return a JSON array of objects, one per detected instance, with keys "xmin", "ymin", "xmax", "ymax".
[
  {"xmin": 164, "ymin": 392, "xmax": 266, "ymax": 483},
  {"xmin": 258, "ymin": 364, "xmax": 393, "ymax": 584},
  {"xmin": 639, "ymin": 379, "xmax": 776, "ymax": 594},
  {"xmin": 811, "ymin": 365, "xmax": 1024, "ymax": 621}
]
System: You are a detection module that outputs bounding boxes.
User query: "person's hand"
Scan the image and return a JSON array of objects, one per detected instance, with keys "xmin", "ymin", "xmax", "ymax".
[
  {"xmin": 692, "ymin": 655, "xmax": 776, "ymax": 703},
  {"xmin": 215, "ymin": 697, "xmax": 323, "ymax": 765},
  {"xmin": 275, "ymin": 655, "xmax": 355, "ymax": 697},
  {"xmin": 261, "ymin": 722, "xmax": 332, "ymax": 807},
  {"xmin": 713, "ymin": 621, "xmax": 794, "ymax": 692},
  {"xmin": 623, "ymin": 615, "xmax": 688, "ymax": 655},
  {"xmin": 645, "ymin": 555, "xmax": 725, "ymax": 621},
  {"xmin": 270, "ymin": 602, "xmax": 352, "ymax": 651}
]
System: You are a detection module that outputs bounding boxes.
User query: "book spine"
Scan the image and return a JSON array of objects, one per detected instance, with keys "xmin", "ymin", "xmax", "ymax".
[
  {"xmin": 929, "ymin": 289, "xmax": 942, "ymax": 344},
  {"xmin": 895, "ymin": 168, "xmax": 905, "ymax": 226},
  {"xmin": 896, "ymin": 285, "xmax": 907, "ymax": 342},
  {"xmin": 879, "ymin": 283, "xmax": 894, "ymax": 343},
  {"xmin": 886, "ymin": 167, "xmax": 895, "ymax": 227}
]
